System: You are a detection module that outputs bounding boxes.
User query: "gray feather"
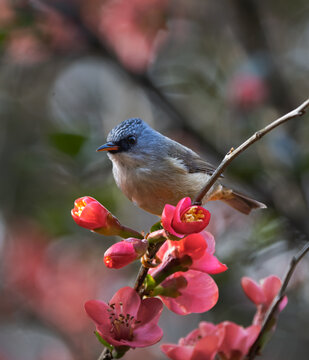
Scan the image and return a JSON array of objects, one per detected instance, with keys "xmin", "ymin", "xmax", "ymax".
[{"xmin": 166, "ymin": 140, "xmax": 218, "ymax": 176}]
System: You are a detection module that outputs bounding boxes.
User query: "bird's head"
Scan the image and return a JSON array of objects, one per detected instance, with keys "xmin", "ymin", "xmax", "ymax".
[{"xmin": 97, "ymin": 118, "xmax": 161, "ymax": 163}]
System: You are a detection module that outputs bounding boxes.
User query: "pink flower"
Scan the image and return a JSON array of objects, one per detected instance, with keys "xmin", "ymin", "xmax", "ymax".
[
  {"xmin": 241, "ymin": 275, "xmax": 288, "ymax": 326},
  {"xmin": 104, "ymin": 238, "xmax": 148, "ymax": 269},
  {"xmin": 161, "ymin": 321, "xmax": 260, "ymax": 360},
  {"xmin": 99, "ymin": 0, "xmax": 168, "ymax": 73},
  {"xmin": 85, "ymin": 287, "xmax": 163, "ymax": 348},
  {"xmin": 71, "ymin": 196, "xmax": 122, "ymax": 235},
  {"xmin": 217, "ymin": 321, "xmax": 260, "ymax": 360},
  {"xmin": 149, "ymin": 231, "xmax": 227, "ymax": 315},
  {"xmin": 162, "ymin": 197, "xmax": 211, "ymax": 237},
  {"xmin": 154, "ymin": 231, "xmax": 227, "ymax": 275},
  {"xmin": 159, "ymin": 270, "xmax": 219, "ymax": 315}
]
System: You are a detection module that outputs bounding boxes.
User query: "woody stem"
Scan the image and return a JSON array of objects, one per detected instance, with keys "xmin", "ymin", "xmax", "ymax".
[{"xmin": 193, "ymin": 99, "xmax": 309, "ymax": 205}]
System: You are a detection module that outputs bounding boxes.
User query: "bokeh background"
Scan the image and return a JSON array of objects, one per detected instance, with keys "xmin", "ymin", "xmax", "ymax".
[{"xmin": 0, "ymin": 1, "xmax": 309, "ymax": 359}]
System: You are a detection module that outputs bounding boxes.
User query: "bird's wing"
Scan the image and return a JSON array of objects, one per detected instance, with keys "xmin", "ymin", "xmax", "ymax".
[{"xmin": 167, "ymin": 141, "xmax": 218, "ymax": 176}]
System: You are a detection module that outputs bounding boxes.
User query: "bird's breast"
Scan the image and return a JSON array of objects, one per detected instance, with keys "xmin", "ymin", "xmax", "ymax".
[{"xmin": 111, "ymin": 158, "xmax": 211, "ymax": 215}]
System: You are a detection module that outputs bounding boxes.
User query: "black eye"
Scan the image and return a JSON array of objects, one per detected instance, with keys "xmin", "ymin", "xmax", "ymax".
[{"xmin": 127, "ymin": 135, "xmax": 136, "ymax": 145}]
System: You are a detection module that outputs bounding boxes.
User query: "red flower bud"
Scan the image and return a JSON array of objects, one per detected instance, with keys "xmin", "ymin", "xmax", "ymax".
[
  {"xmin": 162, "ymin": 197, "xmax": 211, "ymax": 237},
  {"xmin": 71, "ymin": 196, "xmax": 122, "ymax": 235},
  {"xmin": 104, "ymin": 238, "xmax": 148, "ymax": 269}
]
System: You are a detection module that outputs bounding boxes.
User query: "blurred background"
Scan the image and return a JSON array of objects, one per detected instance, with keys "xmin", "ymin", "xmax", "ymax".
[{"xmin": 0, "ymin": 0, "xmax": 309, "ymax": 359}]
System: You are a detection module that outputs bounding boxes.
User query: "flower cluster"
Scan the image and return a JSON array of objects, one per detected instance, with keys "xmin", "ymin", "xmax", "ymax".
[
  {"xmin": 162, "ymin": 321, "xmax": 260, "ymax": 360},
  {"xmin": 71, "ymin": 195, "xmax": 288, "ymax": 359},
  {"xmin": 161, "ymin": 275, "xmax": 287, "ymax": 360},
  {"xmin": 71, "ymin": 196, "xmax": 226, "ymax": 349}
]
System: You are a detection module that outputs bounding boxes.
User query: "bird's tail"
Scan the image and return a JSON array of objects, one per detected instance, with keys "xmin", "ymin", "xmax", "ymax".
[{"xmin": 207, "ymin": 184, "xmax": 266, "ymax": 215}]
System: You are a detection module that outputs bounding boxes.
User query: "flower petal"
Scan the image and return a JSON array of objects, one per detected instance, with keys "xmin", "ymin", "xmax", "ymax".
[
  {"xmin": 241, "ymin": 277, "xmax": 266, "ymax": 305},
  {"xmin": 175, "ymin": 197, "xmax": 192, "ymax": 218},
  {"xmin": 218, "ymin": 322, "xmax": 260, "ymax": 357},
  {"xmin": 192, "ymin": 252, "xmax": 227, "ymax": 274},
  {"xmin": 161, "ymin": 271, "xmax": 218, "ymax": 315},
  {"xmin": 279, "ymin": 296, "xmax": 288, "ymax": 312},
  {"xmin": 84, "ymin": 300, "xmax": 110, "ymax": 326},
  {"xmin": 131, "ymin": 322, "xmax": 163, "ymax": 347},
  {"xmin": 173, "ymin": 206, "xmax": 210, "ymax": 235},
  {"xmin": 109, "ymin": 286, "xmax": 140, "ymax": 317},
  {"xmin": 261, "ymin": 275, "xmax": 282, "ymax": 307},
  {"xmin": 200, "ymin": 231, "xmax": 216, "ymax": 255},
  {"xmin": 192, "ymin": 335, "xmax": 220, "ymax": 360},
  {"xmin": 162, "ymin": 204, "xmax": 184, "ymax": 238},
  {"xmin": 161, "ymin": 344, "xmax": 194, "ymax": 360},
  {"xmin": 178, "ymin": 233, "xmax": 207, "ymax": 260},
  {"xmin": 136, "ymin": 297, "xmax": 163, "ymax": 326}
]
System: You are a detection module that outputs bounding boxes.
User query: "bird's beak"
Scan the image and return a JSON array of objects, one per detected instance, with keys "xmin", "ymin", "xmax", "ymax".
[{"xmin": 96, "ymin": 142, "xmax": 120, "ymax": 152}]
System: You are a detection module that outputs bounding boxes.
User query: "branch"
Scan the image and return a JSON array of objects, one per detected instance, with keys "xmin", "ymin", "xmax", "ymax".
[
  {"xmin": 247, "ymin": 241, "xmax": 309, "ymax": 359},
  {"xmin": 193, "ymin": 99, "xmax": 309, "ymax": 204},
  {"xmin": 134, "ymin": 241, "xmax": 165, "ymax": 294}
]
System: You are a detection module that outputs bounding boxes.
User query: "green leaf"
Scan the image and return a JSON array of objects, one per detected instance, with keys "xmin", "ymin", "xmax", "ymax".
[
  {"xmin": 48, "ymin": 132, "xmax": 87, "ymax": 157},
  {"xmin": 150, "ymin": 221, "xmax": 163, "ymax": 233},
  {"xmin": 95, "ymin": 331, "xmax": 113, "ymax": 351}
]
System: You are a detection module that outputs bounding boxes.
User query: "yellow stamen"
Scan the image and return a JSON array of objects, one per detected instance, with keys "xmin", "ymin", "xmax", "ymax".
[
  {"xmin": 182, "ymin": 206, "xmax": 205, "ymax": 223},
  {"xmin": 74, "ymin": 199, "xmax": 87, "ymax": 217},
  {"xmin": 104, "ymin": 256, "xmax": 112, "ymax": 266}
]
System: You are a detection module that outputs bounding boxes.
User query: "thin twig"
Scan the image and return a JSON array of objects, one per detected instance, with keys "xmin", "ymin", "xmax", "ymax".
[
  {"xmin": 247, "ymin": 241, "xmax": 309, "ymax": 359},
  {"xmin": 193, "ymin": 99, "xmax": 309, "ymax": 204},
  {"xmin": 134, "ymin": 241, "xmax": 165, "ymax": 294}
]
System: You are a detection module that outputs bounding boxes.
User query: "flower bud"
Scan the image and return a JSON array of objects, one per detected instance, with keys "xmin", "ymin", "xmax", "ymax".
[
  {"xmin": 104, "ymin": 238, "xmax": 148, "ymax": 269},
  {"xmin": 71, "ymin": 196, "xmax": 143, "ymax": 238},
  {"xmin": 71, "ymin": 196, "xmax": 120, "ymax": 232}
]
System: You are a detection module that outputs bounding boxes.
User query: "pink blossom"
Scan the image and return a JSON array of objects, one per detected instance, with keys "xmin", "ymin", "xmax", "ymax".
[
  {"xmin": 161, "ymin": 321, "xmax": 260, "ymax": 360},
  {"xmin": 153, "ymin": 231, "xmax": 227, "ymax": 275},
  {"xmin": 217, "ymin": 321, "xmax": 260, "ymax": 360},
  {"xmin": 99, "ymin": 0, "xmax": 168, "ymax": 72},
  {"xmin": 241, "ymin": 275, "xmax": 288, "ymax": 326},
  {"xmin": 162, "ymin": 197, "xmax": 211, "ymax": 237},
  {"xmin": 149, "ymin": 231, "xmax": 226, "ymax": 315},
  {"xmin": 159, "ymin": 270, "xmax": 219, "ymax": 315},
  {"xmin": 85, "ymin": 287, "xmax": 163, "ymax": 348},
  {"xmin": 104, "ymin": 238, "xmax": 148, "ymax": 269}
]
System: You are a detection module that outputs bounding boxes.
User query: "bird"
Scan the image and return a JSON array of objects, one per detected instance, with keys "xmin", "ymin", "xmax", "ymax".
[{"xmin": 97, "ymin": 118, "xmax": 266, "ymax": 216}]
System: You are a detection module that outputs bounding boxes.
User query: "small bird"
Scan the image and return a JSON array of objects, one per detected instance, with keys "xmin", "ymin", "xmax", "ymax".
[{"xmin": 97, "ymin": 118, "xmax": 266, "ymax": 215}]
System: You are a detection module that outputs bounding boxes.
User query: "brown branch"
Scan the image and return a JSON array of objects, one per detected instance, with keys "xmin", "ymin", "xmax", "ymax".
[
  {"xmin": 247, "ymin": 241, "xmax": 309, "ymax": 359},
  {"xmin": 193, "ymin": 99, "xmax": 309, "ymax": 205},
  {"xmin": 134, "ymin": 241, "xmax": 165, "ymax": 295}
]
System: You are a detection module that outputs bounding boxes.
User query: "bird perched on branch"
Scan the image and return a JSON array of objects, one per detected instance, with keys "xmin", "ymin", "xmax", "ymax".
[{"xmin": 97, "ymin": 118, "xmax": 266, "ymax": 215}]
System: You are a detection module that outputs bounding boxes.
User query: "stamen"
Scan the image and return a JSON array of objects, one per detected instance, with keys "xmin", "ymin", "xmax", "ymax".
[
  {"xmin": 74, "ymin": 199, "xmax": 86, "ymax": 217},
  {"xmin": 182, "ymin": 206, "xmax": 205, "ymax": 223}
]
